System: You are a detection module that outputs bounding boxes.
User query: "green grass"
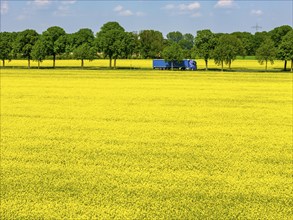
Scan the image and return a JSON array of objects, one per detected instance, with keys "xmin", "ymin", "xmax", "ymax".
[
  {"xmin": 236, "ymin": 56, "xmax": 256, "ymax": 60},
  {"xmin": 1, "ymin": 69, "xmax": 292, "ymax": 219}
]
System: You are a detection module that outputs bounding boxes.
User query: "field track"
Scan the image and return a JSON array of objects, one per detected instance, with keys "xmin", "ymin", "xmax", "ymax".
[{"xmin": 1, "ymin": 69, "xmax": 292, "ymax": 219}]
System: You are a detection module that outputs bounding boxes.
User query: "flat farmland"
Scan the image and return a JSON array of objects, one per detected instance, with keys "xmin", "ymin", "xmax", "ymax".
[
  {"xmin": 3, "ymin": 58, "xmax": 286, "ymax": 71},
  {"xmin": 1, "ymin": 69, "xmax": 292, "ymax": 219}
]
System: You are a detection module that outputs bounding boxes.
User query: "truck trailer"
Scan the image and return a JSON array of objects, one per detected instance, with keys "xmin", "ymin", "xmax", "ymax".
[{"xmin": 153, "ymin": 59, "xmax": 197, "ymax": 70}]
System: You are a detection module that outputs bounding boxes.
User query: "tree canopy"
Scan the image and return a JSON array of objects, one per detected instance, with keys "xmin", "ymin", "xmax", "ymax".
[
  {"xmin": 13, "ymin": 29, "xmax": 39, "ymax": 68},
  {"xmin": 1, "ymin": 23, "xmax": 292, "ymax": 71},
  {"xmin": 194, "ymin": 29, "xmax": 216, "ymax": 70},
  {"xmin": 231, "ymin": 32, "xmax": 254, "ymax": 56},
  {"xmin": 96, "ymin": 22, "xmax": 127, "ymax": 68},
  {"xmin": 74, "ymin": 43, "xmax": 96, "ymax": 68},
  {"xmin": 278, "ymin": 30, "xmax": 293, "ymax": 72},
  {"xmin": 139, "ymin": 30, "xmax": 164, "ymax": 58},
  {"xmin": 162, "ymin": 43, "xmax": 184, "ymax": 70},
  {"xmin": 31, "ymin": 37, "xmax": 47, "ymax": 68},
  {"xmin": 166, "ymin": 31, "xmax": 183, "ymax": 43},
  {"xmin": 256, "ymin": 38, "xmax": 277, "ymax": 71},
  {"xmin": 213, "ymin": 34, "xmax": 243, "ymax": 71},
  {"xmin": 70, "ymin": 28, "xmax": 96, "ymax": 68},
  {"xmin": 42, "ymin": 26, "xmax": 66, "ymax": 68},
  {"xmin": 269, "ymin": 25, "xmax": 292, "ymax": 70},
  {"xmin": 0, "ymin": 32, "xmax": 17, "ymax": 67}
]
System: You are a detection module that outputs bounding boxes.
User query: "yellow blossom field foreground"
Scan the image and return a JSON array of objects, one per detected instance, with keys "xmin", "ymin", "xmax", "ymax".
[
  {"xmin": 2, "ymin": 58, "xmax": 286, "ymax": 71},
  {"xmin": 1, "ymin": 69, "xmax": 292, "ymax": 219}
]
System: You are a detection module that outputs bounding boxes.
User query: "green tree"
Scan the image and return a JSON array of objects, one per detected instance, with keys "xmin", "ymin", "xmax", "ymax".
[
  {"xmin": 31, "ymin": 38, "xmax": 47, "ymax": 69},
  {"xmin": 166, "ymin": 31, "xmax": 183, "ymax": 43},
  {"xmin": 278, "ymin": 30, "xmax": 293, "ymax": 72},
  {"xmin": 74, "ymin": 28, "xmax": 95, "ymax": 46},
  {"xmin": 71, "ymin": 28, "xmax": 96, "ymax": 68},
  {"xmin": 194, "ymin": 29, "xmax": 216, "ymax": 70},
  {"xmin": 42, "ymin": 26, "xmax": 66, "ymax": 68},
  {"xmin": 96, "ymin": 22, "xmax": 126, "ymax": 68},
  {"xmin": 139, "ymin": 30, "xmax": 164, "ymax": 58},
  {"xmin": 269, "ymin": 25, "xmax": 292, "ymax": 70},
  {"xmin": 13, "ymin": 29, "xmax": 39, "ymax": 68},
  {"xmin": 179, "ymin": 33, "xmax": 194, "ymax": 57},
  {"xmin": 73, "ymin": 43, "xmax": 96, "ymax": 68},
  {"xmin": 64, "ymin": 33, "xmax": 76, "ymax": 58},
  {"xmin": 0, "ymin": 32, "xmax": 17, "ymax": 67},
  {"xmin": 231, "ymin": 31, "xmax": 254, "ymax": 56},
  {"xmin": 256, "ymin": 38, "xmax": 277, "ymax": 71},
  {"xmin": 213, "ymin": 34, "xmax": 243, "ymax": 71},
  {"xmin": 179, "ymin": 33, "xmax": 194, "ymax": 49},
  {"xmin": 128, "ymin": 32, "xmax": 140, "ymax": 58},
  {"xmin": 124, "ymin": 32, "xmax": 140, "ymax": 58},
  {"xmin": 269, "ymin": 25, "xmax": 292, "ymax": 47},
  {"xmin": 252, "ymin": 31, "xmax": 269, "ymax": 55},
  {"xmin": 111, "ymin": 31, "xmax": 137, "ymax": 67},
  {"xmin": 114, "ymin": 32, "xmax": 138, "ymax": 60},
  {"xmin": 162, "ymin": 43, "xmax": 184, "ymax": 70}
]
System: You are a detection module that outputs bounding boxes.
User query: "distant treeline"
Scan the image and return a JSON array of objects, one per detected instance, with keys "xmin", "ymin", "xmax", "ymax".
[{"xmin": 0, "ymin": 22, "xmax": 292, "ymax": 71}]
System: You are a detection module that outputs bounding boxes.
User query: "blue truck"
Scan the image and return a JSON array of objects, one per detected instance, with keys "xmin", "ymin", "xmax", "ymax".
[{"xmin": 153, "ymin": 59, "xmax": 197, "ymax": 70}]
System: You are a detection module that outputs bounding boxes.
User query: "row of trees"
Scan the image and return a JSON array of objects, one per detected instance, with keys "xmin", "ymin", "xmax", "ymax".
[
  {"xmin": 194, "ymin": 27, "xmax": 293, "ymax": 71},
  {"xmin": 0, "ymin": 22, "xmax": 292, "ymax": 71}
]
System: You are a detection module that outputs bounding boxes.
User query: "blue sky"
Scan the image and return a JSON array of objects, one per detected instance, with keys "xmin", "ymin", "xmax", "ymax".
[{"xmin": 1, "ymin": 0, "xmax": 292, "ymax": 36}]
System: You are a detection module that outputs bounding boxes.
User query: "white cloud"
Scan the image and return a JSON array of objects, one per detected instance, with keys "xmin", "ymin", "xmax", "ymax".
[
  {"xmin": 251, "ymin": 9, "xmax": 263, "ymax": 16},
  {"xmin": 163, "ymin": 4, "xmax": 175, "ymax": 10},
  {"xmin": 179, "ymin": 2, "xmax": 200, "ymax": 11},
  {"xmin": 53, "ymin": 1, "xmax": 76, "ymax": 17},
  {"xmin": 188, "ymin": 2, "xmax": 201, "ymax": 10},
  {"xmin": 0, "ymin": 1, "xmax": 9, "ymax": 14},
  {"xmin": 113, "ymin": 5, "xmax": 144, "ymax": 17},
  {"xmin": 33, "ymin": 0, "xmax": 51, "ymax": 7},
  {"xmin": 164, "ymin": 2, "xmax": 200, "ymax": 11},
  {"xmin": 25, "ymin": 0, "xmax": 51, "ymax": 10},
  {"xmin": 215, "ymin": 0, "xmax": 234, "ymax": 8},
  {"xmin": 53, "ymin": 5, "xmax": 73, "ymax": 16},
  {"xmin": 17, "ymin": 0, "xmax": 76, "ymax": 19},
  {"xmin": 114, "ymin": 5, "xmax": 123, "ymax": 12},
  {"xmin": 163, "ymin": 2, "xmax": 201, "ymax": 17},
  {"xmin": 61, "ymin": 0, "xmax": 77, "ymax": 4},
  {"xmin": 120, "ymin": 9, "xmax": 133, "ymax": 16}
]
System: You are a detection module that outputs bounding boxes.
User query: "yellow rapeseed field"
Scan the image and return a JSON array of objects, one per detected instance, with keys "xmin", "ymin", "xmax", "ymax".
[
  {"xmin": 3, "ymin": 59, "xmax": 152, "ymax": 69},
  {"xmin": 3, "ymin": 58, "xmax": 286, "ymax": 70},
  {"xmin": 1, "ymin": 67, "xmax": 292, "ymax": 219}
]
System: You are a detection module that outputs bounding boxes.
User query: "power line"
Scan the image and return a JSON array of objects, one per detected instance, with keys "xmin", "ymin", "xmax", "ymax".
[{"xmin": 252, "ymin": 24, "xmax": 262, "ymax": 32}]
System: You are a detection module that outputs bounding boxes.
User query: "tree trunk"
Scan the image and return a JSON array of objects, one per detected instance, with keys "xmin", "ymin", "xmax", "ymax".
[
  {"xmin": 53, "ymin": 54, "xmax": 56, "ymax": 68},
  {"xmin": 114, "ymin": 59, "xmax": 116, "ymax": 69},
  {"xmin": 284, "ymin": 60, "xmax": 287, "ymax": 71},
  {"xmin": 228, "ymin": 61, "xmax": 231, "ymax": 69},
  {"xmin": 28, "ymin": 58, "xmax": 30, "ymax": 69},
  {"xmin": 81, "ymin": 59, "xmax": 84, "ymax": 69},
  {"xmin": 221, "ymin": 61, "xmax": 223, "ymax": 72},
  {"xmin": 265, "ymin": 60, "xmax": 268, "ymax": 71},
  {"xmin": 109, "ymin": 58, "xmax": 112, "ymax": 68},
  {"xmin": 38, "ymin": 61, "xmax": 40, "ymax": 69},
  {"xmin": 171, "ymin": 61, "xmax": 173, "ymax": 71},
  {"xmin": 205, "ymin": 59, "xmax": 208, "ymax": 71},
  {"xmin": 291, "ymin": 59, "xmax": 293, "ymax": 72},
  {"xmin": 2, "ymin": 59, "xmax": 5, "ymax": 67}
]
